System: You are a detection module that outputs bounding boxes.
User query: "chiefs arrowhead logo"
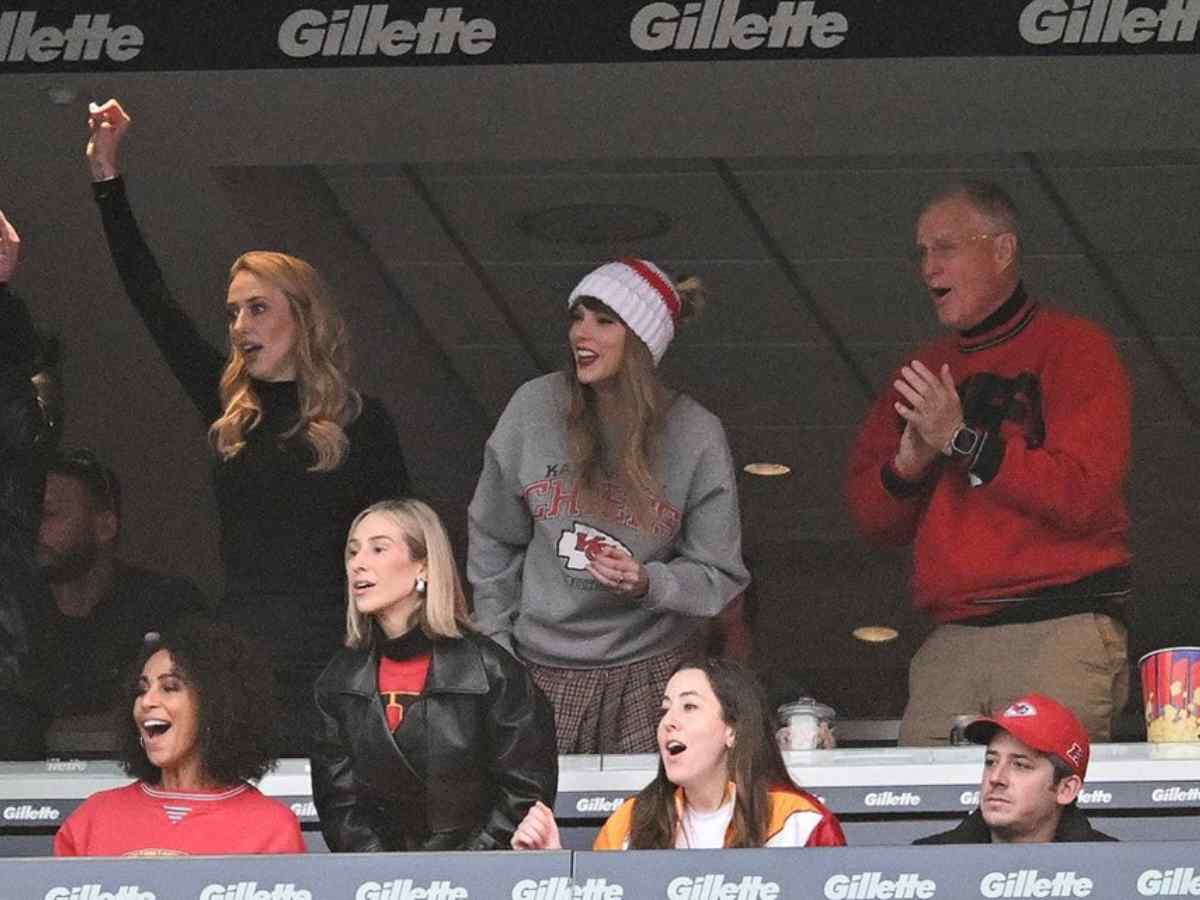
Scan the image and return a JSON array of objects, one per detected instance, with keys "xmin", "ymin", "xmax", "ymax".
[
  {"xmin": 1003, "ymin": 701, "xmax": 1037, "ymax": 718},
  {"xmin": 556, "ymin": 522, "xmax": 631, "ymax": 572}
]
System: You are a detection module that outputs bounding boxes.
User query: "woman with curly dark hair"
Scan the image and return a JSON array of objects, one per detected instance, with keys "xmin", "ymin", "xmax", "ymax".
[{"xmin": 54, "ymin": 616, "xmax": 305, "ymax": 856}]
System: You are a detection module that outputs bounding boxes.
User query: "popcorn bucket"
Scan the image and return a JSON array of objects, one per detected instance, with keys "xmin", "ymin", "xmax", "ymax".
[
  {"xmin": 1139, "ymin": 647, "xmax": 1200, "ymax": 742},
  {"xmin": 776, "ymin": 697, "xmax": 836, "ymax": 750}
]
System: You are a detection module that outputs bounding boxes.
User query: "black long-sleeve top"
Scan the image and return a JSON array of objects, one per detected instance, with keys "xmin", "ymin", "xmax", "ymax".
[{"xmin": 93, "ymin": 177, "xmax": 409, "ymax": 593}]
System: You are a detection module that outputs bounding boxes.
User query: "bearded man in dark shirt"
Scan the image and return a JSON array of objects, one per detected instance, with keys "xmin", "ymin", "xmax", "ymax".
[{"xmin": 40, "ymin": 451, "xmax": 207, "ymax": 717}]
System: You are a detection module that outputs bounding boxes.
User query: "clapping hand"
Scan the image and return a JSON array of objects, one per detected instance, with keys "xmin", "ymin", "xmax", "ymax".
[{"xmin": 891, "ymin": 360, "xmax": 962, "ymax": 478}]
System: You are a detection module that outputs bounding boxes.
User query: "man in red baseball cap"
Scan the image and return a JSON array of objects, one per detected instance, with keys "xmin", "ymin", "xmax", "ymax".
[{"xmin": 915, "ymin": 693, "xmax": 1116, "ymax": 844}]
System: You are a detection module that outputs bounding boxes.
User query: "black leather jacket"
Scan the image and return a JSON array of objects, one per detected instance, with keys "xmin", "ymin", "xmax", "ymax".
[{"xmin": 311, "ymin": 630, "xmax": 558, "ymax": 852}]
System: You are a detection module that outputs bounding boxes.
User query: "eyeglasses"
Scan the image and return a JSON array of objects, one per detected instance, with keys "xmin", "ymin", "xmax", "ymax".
[{"xmin": 912, "ymin": 232, "xmax": 1007, "ymax": 266}]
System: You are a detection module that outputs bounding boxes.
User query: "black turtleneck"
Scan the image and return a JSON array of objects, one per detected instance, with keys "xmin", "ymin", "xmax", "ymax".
[
  {"xmin": 961, "ymin": 282, "xmax": 1028, "ymax": 340},
  {"xmin": 94, "ymin": 177, "xmax": 409, "ymax": 597},
  {"xmin": 375, "ymin": 622, "xmax": 433, "ymax": 661}
]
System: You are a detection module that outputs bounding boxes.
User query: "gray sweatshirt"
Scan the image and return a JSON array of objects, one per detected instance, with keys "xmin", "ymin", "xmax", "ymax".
[{"xmin": 468, "ymin": 373, "xmax": 750, "ymax": 668}]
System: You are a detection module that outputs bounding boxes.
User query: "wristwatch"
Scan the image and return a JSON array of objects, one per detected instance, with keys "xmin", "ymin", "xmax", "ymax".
[{"xmin": 943, "ymin": 423, "xmax": 983, "ymax": 460}]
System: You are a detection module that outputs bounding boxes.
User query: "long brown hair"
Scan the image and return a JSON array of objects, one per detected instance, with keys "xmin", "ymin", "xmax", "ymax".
[
  {"xmin": 628, "ymin": 657, "xmax": 794, "ymax": 849},
  {"xmin": 564, "ymin": 275, "xmax": 703, "ymax": 531},
  {"xmin": 209, "ymin": 251, "xmax": 361, "ymax": 472}
]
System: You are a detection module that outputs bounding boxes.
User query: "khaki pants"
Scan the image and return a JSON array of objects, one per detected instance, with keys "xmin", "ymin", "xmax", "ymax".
[{"xmin": 899, "ymin": 612, "xmax": 1129, "ymax": 746}]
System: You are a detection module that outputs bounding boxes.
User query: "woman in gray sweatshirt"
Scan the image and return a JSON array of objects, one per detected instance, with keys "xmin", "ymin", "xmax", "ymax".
[{"xmin": 467, "ymin": 258, "xmax": 750, "ymax": 754}]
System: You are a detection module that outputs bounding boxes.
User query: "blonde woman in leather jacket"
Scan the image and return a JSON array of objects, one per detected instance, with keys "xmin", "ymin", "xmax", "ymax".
[{"xmin": 312, "ymin": 498, "xmax": 557, "ymax": 851}]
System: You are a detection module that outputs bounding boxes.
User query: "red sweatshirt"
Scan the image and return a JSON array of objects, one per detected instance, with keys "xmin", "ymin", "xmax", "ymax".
[
  {"xmin": 845, "ymin": 297, "xmax": 1131, "ymax": 623},
  {"xmin": 54, "ymin": 781, "xmax": 306, "ymax": 856}
]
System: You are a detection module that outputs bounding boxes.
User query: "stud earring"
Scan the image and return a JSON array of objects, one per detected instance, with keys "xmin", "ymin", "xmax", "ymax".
[{"xmin": 416, "ymin": 576, "xmax": 427, "ymax": 596}]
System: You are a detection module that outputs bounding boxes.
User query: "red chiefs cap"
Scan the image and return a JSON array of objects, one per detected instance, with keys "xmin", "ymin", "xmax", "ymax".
[{"xmin": 964, "ymin": 693, "xmax": 1090, "ymax": 779}]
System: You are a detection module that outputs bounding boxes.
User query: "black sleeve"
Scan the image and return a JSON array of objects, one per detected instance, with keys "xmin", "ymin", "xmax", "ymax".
[
  {"xmin": 310, "ymin": 667, "xmax": 386, "ymax": 853},
  {"xmin": 0, "ymin": 285, "xmax": 37, "ymax": 380},
  {"xmin": 92, "ymin": 177, "xmax": 225, "ymax": 422},
  {"xmin": 0, "ymin": 286, "xmax": 40, "ymax": 692},
  {"xmin": 358, "ymin": 395, "xmax": 410, "ymax": 497},
  {"xmin": 465, "ymin": 641, "xmax": 559, "ymax": 851}
]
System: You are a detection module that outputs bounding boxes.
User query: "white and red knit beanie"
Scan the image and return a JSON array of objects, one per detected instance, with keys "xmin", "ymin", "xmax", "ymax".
[{"xmin": 567, "ymin": 257, "xmax": 681, "ymax": 366}]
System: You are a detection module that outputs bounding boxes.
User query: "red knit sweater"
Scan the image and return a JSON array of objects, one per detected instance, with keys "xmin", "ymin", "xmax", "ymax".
[
  {"xmin": 54, "ymin": 782, "xmax": 305, "ymax": 856},
  {"xmin": 846, "ymin": 297, "xmax": 1131, "ymax": 622}
]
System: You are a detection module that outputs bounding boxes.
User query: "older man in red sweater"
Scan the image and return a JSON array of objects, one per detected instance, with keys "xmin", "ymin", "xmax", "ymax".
[{"xmin": 846, "ymin": 180, "xmax": 1131, "ymax": 746}]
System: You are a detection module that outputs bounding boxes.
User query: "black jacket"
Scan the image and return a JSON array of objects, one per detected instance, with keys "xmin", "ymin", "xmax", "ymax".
[
  {"xmin": 0, "ymin": 285, "xmax": 49, "ymax": 703},
  {"xmin": 914, "ymin": 806, "xmax": 1117, "ymax": 844},
  {"xmin": 311, "ymin": 630, "xmax": 558, "ymax": 852}
]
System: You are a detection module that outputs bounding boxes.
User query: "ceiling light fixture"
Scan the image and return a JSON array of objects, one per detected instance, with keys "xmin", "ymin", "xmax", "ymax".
[
  {"xmin": 47, "ymin": 86, "xmax": 79, "ymax": 106},
  {"xmin": 852, "ymin": 625, "xmax": 899, "ymax": 643},
  {"xmin": 743, "ymin": 463, "xmax": 791, "ymax": 476}
]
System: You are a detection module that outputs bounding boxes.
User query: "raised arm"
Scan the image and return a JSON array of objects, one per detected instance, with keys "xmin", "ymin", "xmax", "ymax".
[
  {"xmin": 87, "ymin": 99, "xmax": 224, "ymax": 421},
  {"xmin": 0, "ymin": 211, "xmax": 38, "ymax": 373}
]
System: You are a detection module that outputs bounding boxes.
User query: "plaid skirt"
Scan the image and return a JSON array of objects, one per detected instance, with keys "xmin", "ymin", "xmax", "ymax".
[{"xmin": 527, "ymin": 632, "xmax": 706, "ymax": 754}]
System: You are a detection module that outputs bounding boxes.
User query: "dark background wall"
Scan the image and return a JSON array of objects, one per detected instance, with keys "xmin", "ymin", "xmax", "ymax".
[{"xmin": 2, "ymin": 11, "xmax": 1198, "ymax": 722}]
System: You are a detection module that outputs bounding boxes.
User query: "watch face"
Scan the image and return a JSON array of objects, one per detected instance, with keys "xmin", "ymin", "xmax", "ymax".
[{"xmin": 953, "ymin": 426, "xmax": 980, "ymax": 456}]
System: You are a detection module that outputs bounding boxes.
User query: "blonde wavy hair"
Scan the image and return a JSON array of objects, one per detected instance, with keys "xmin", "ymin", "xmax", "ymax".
[
  {"xmin": 343, "ymin": 498, "xmax": 473, "ymax": 648},
  {"xmin": 565, "ymin": 274, "xmax": 705, "ymax": 530},
  {"xmin": 209, "ymin": 251, "xmax": 361, "ymax": 472}
]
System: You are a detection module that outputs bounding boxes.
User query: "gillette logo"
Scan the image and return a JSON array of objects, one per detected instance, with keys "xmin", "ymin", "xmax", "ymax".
[
  {"xmin": 667, "ymin": 876, "xmax": 780, "ymax": 900},
  {"xmin": 824, "ymin": 873, "xmax": 936, "ymax": 900},
  {"xmin": 1152, "ymin": 787, "xmax": 1200, "ymax": 802},
  {"xmin": 864, "ymin": 791, "xmax": 921, "ymax": 807},
  {"xmin": 512, "ymin": 879, "xmax": 623, "ymax": 900},
  {"xmin": 575, "ymin": 797, "xmax": 623, "ymax": 814},
  {"xmin": 1076, "ymin": 788, "xmax": 1112, "ymax": 805},
  {"xmin": 630, "ymin": 0, "xmax": 848, "ymax": 51},
  {"xmin": 279, "ymin": 5, "xmax": 495, "ymax": 57},
  {"xmin": 0, "ymin": 12, "xmax": 143, "ymax": 62},
  {"xmin": 355, "ymin": 882, "xmax": 467, "ymax": 900},
  {"xmin": 980, "ymin": 871, "xmax": 1093, "ymax": 898},
  {"xmin": 289, "ymin": 801, "xmax": 317, "ymax": 817},
  {"xmin": 46, "ymin": 759, "xmax": 87, "ymax": 773},
  {"xmin": 1139, "ymin": 869, "xmax": 1200, "ymax": 895},
  {"xmin": 1018, "ymin": 0, "xmax": 1199, "ymax": 44},
  {"xmin": 44, "ymin": 889, "xmax": 153, "ymax": 900},
  {"xmin": 199, "ymin": 885, "xmax": 312, "ymax": 900},
  {"xmin": 4, "ymin": 804, "xmax": 60, "ymax": 820}
]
